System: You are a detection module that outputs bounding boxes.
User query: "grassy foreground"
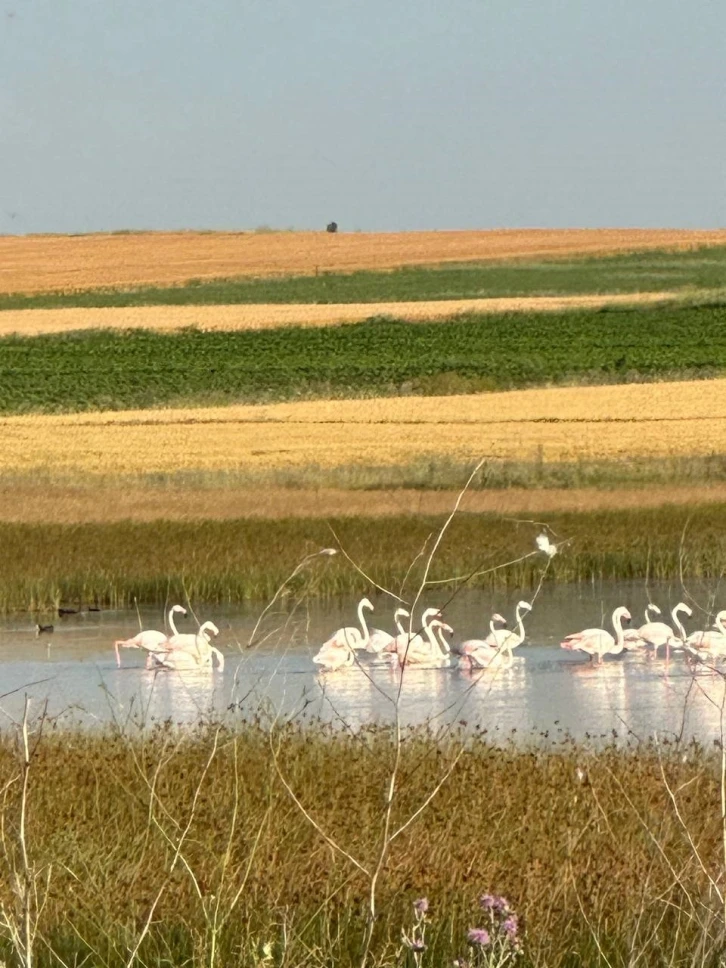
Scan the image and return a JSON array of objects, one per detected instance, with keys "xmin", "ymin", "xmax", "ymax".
[
  {"xmin": 2, "ymin": 504, "xmax": 725, "ymax": 612},
  {"xmin": 1, "ymin": 302, "xmax": 726, "ymax": 413},
  {"xmin": 1, "ymin": 245, "xmax": 725, "ymax": 308},
  {"xmin": 0, "ymin": 723, "xmax": 723, "ymax": 968}
]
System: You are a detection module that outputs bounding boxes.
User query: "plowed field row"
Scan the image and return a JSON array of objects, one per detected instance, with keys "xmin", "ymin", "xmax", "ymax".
[
  {"xmin": 0, "ymin": 379, "xmax": 724, "ymax": 475},
  {"xmin": 0, "ymin": 292, "xmax": 685, "ymax": 337},
  {"xmin": 3, "ymin": 229, "xmax": 726, "ymax": 293}
]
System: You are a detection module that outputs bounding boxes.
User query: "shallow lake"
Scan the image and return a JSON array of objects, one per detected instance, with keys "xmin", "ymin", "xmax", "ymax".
[{"xmin": 1, "ymin": 579, "xmax": 725, "ymax": 744}]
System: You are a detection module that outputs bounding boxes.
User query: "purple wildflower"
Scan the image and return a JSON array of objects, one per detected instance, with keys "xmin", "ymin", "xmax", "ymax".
[
  {"xmin": 467, "ymin": 928, "xmax": 491, "ymax": 947},
  {"xmin": 409, "ymin": 939, "xmax": 426, "ymax": 953},
  {"xmin": 479, "ymin": 894, "xmax": 510, "ymax": 913},
  {"xmin": 501, "ymin": 915, "xmax": 519, "ymax": 941},
  {"xmin": 413, "ymin": 897, "xmax": 429, "ymax": 916}
]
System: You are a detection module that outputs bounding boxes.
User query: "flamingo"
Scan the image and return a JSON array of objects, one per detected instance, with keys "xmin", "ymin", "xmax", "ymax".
[
  {"xmin": 114, "ymin": 628, "xmax": 169, "ymax": 668},
  {"xmin": 321, "ymin": 598, "xmax": 374, "ymax": 652},
  {"xmin": 622, "ymin": 603, "xmax": 661, "ymax": 650},
  {"xmin": 168, "ymin": 619, "xmax": 220, "ymax": 655},
  {"xmin": 393, "ymin": 615, "xmax": 452, "ymax": 668},
  {"xmin": 366, "ymin": 607, "xmax": 411, "ymax": 654},
  {"xmin": 390, "ymin": 607, "xmax": 441, "ymax": 658},
  {"xmin": 458, "ymin": 614, "xmax": 513, "ymax": 670},
  {"xmin": 153, "ymin": 622, "xmax": 223, "ymax": 670},
  {"xmin": 685, "ymin": 610, "xmax": 726, "ymax": 656},
  {"xmin": 114, "ymin": 604, "xmax": 193, "ymax": 668},
  {"xmin": 635, "ymin": 602, "xmax": 693, "ymax": 659},
  {"xmin": 560, "ymin": 607, "xmax": 632, "ymax": 664},
  {"xmin": 312, "ymin": 638, "xmax": 356, "ymax": 672}
]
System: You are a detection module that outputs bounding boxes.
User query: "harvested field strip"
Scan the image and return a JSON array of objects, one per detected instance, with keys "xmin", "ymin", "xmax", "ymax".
[
  {"xmin": 4, "ymin": 482, "xmax": 726, "ymax": 524},
  {"xmin": 1, "ymin": 379, "xmax": 726, "ymax": 476},
  {"xmin": 0, "ymin": 291, "xmax": 690, "ymax": 337},
  {"xmin": 3, "ymin": 228, "xmax": 726, "ymax": 293},
  {"xmin": 1, "ymin": 504, "xmax": 725, "ymax": 610},
  {"xmin": 2, "ymin": 303, "xmax": 726, "ymax": 414}
]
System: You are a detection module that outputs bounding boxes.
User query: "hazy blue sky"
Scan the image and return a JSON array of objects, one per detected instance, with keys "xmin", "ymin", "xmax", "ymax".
[{"xmin": 1, "ymin": 0, "xmax": 724, "ymax": 234}]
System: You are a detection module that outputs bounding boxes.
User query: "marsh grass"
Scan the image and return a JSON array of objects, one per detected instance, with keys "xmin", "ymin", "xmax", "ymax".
[
  {"xmin": 1, "ymin": 245, "xmax": 725, "ymax": 309},
  {"xmin": 1, "ymin": 504, "xmax": 725, "ymax": 612},
  {"xmin": 10, "ymin": 452, "xmax": 726, "ymax": 492},
  {"xmin": 0, "ymin": 723, "xmax": 724, "ymax": 968}
]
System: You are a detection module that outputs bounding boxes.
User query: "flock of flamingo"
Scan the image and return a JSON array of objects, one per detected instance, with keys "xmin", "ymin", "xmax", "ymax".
[
  {"xmin": 113, "ymin": 605, "xmax": 224, "ymax": 670},
  {"xmin": 110, "ymin": 535, "xmax": 726, "ymax": 675},
  {"xmin": 312, "ymin": 598, "xmax": 726, "ymax": 673}
]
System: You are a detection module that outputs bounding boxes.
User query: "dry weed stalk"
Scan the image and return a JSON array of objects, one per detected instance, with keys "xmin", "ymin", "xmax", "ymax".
[{"xmin": 0, "ymin": 699, "xmax": 52, "ymax": 968}]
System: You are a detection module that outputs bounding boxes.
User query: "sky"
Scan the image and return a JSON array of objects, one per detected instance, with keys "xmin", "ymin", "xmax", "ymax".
[{"xmin": 0, "ymin": 0, "xmax": 724, "ymax": 234}]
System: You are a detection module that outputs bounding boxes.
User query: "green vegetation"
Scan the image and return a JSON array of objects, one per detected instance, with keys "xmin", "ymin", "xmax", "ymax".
[
  {"xmin": 1, "ymin": 504, "xmax": 724, "ymax": 612},
  {"xmin": 2, "ymin": 301, "xmax": 726, "ymax": 412},
  {"xmin": 1, "ymin": 245, "xmax": 725, "ymax": 308},
  {"xmin": 0, "ymin": 724, "xmax": 722, "ymax": 968}
]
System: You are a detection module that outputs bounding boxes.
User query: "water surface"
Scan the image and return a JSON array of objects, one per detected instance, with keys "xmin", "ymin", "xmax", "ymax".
[{"xmin": 1, "ymin": 580, "xmax": 724, "ymax": 744}]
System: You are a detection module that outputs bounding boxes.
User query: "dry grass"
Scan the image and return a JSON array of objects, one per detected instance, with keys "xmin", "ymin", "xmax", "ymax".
[
  {"xmin": 3, "ymin": 229, "xmax": 726, "ymax": 293},
  {"xmin": 0, "ymin": 379, "xmax": 725, "ymax": 475},
  {"xmin": 0, "ymin": 291, "xmax": 689, "ymax": 336},
  {"xmin": 2, "ymin": 481, "xmax": 726, "ymax": 523},
  {"xmin": 0, "ymin": 726, "xmax": 724, "ymax": 968}
]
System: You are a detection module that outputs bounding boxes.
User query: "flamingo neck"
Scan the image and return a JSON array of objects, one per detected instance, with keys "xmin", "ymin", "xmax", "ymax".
[
  {"xmin": 671, "ymin": 606, "xmax": 688, "ymax": 641},
  {"xmin": 716, "ymin": 614, "xmax": 726, "ymax": 636},
  {"xmin": 611, "ymin": 610, "xmax": 626, "ymax": 648},
  {"xmin": 513, "ymin": 605, "xmax": 527, "ymax": 646},
  {"xmin": 395, "ymin": 611, "xmax": 409, "ymax": 636},
  {"xmin": 357, "ymin": 601, "xmax": 371, "ymax": 646},
  {"xmin": 169, "ymin": 608, "xmax": 180, "ymax": 637}
]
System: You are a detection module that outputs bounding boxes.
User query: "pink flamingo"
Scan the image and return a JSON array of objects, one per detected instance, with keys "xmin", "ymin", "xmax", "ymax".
[
  {"xmin": 636, "ymin": 602, "xmax": 692, "ymax": 659},
  {"xmin": 113, "ymin": 603, "xmax": 187, "ymax": 668},
  {"xmin": 560, "ymin": 606, "xmax": 632, "ymax": 664},
  {"xmin": 367, "ymin": 607, "xmax": 411, "ymax": 654},
  {"xmin": 685, "ymin": 610, "xmax": 726, "ymax": 657},
  {"xmin": 392, "ymin": 617, "xmax": 453, "ymax": 669},
  {"xmin": 622, "ymin": 604, "xmax": 662, "ymax": 650},
  {"xmin": 321, "ymin": 598, "xmax": 374, "ymax": 651},
  {"xmin": 459, "ymin": 614, "xmax": 512, "ymax": 670},
  {"xmin": 312, "ymin": 638, "xmax": 356, "ymax": 672},
  {"xmin": 390, "ymin": 608, "xmax": 443, "ymax": 661},
  {"xmin": 154, "ymin": 625, "xmax": 224, "ymax": 670}
]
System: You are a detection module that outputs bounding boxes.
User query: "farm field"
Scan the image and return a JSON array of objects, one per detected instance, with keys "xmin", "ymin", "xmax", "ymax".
[
  {"xmin": 0, "ymin": 291, "xmax": 687, "ymax": 337},
  {"xmin": 3, "ymin": 228, "xmax": 726, "ymax": 293},
  {"xmin": 0, "ymin": 378, "xmax": 725, "ymax": 477},
  {"xmin": 2, "ymin": 245, "xmax": 726, "ymax": 309},
  {"xmin": 1, "ymin": 302, "xmax": 726, "ymax": 413}
]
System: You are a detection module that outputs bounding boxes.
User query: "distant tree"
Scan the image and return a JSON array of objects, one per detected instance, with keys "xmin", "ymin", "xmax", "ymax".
[{"xmin": 326, "ymin": 221, "xmax": 338, "ymax": 233}]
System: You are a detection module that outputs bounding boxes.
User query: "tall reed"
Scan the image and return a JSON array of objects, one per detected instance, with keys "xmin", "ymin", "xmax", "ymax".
[{"xmin": 1, "ymin": 504, "xmax": 725, "ymax": 611}]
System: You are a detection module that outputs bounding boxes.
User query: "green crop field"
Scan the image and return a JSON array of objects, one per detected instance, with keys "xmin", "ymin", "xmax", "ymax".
[
  {"xmin": 0, "ymin": 245, "xmax": 725, "ymax": 309},
  {"xmin": 1, "ymin": 302, "xmax": 726, "ymax": 413}
]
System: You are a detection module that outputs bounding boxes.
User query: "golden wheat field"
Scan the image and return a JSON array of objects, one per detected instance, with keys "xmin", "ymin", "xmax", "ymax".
[
  {"xmin": 0, "ymin": 291, "xmax": 687, "ymax": 337},
  {"xmin": 0, "ymin": 379, "xmax": 724, "ymax": 476},
  {"xmin": 2, "ymin": 229, "xmax": 726, "ymax": 293},
  {"xmin": 1, "ymin": 482, "xmax": 725, "ymax": 524}
]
